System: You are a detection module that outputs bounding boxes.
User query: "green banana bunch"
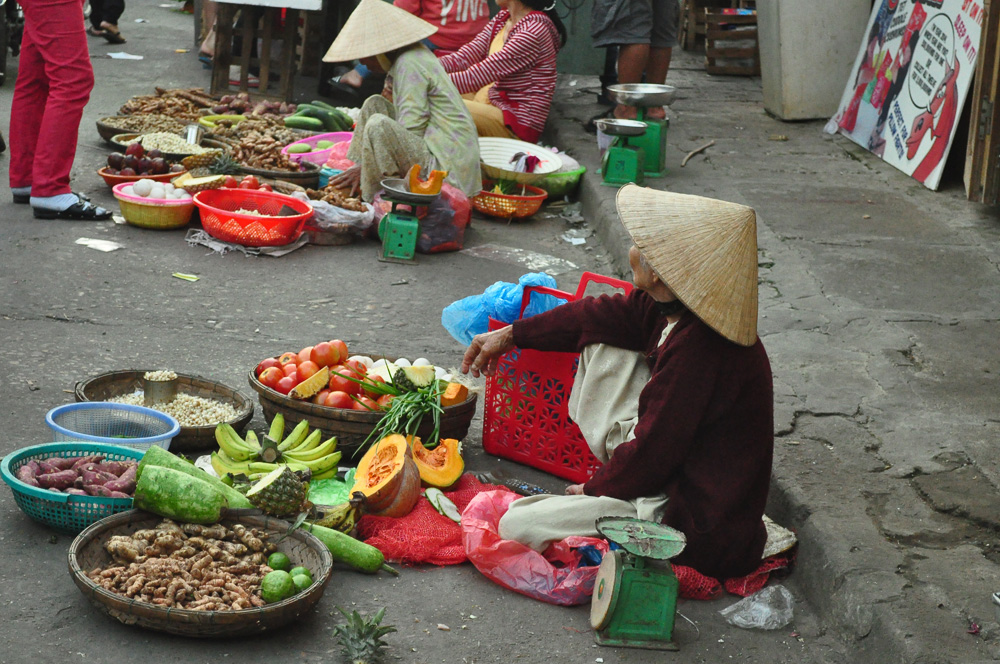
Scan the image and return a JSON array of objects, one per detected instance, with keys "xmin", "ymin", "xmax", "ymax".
[
  {"xmin": 213, "ymin": 415, "xmax": 340, "ymax": 476},
  {"xmin": 214, "ymin": 422, "xmax": 261, "ymax": 462},
  {"xmin": 211, "ymin": 450, "xmax": 252, "ymax": 476},
  {"xmin": 308, "ymin": 492, "xmax": 368, "ymax": 533}
]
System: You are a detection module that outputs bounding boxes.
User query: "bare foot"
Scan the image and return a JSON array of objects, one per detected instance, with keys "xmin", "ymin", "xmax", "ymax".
[
  {"xmin": 339, "ymin": 69, "xmax": 364, "ymax": 88},
  {"xmin": 646, "ymin": 106, "xmax": 666, "ymax": 120},
  {"xmin": 613, "ymin": 104, "xmax": 638, "ymax": 120}
]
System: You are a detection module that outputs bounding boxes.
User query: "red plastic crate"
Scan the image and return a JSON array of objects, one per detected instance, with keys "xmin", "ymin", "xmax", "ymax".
[{"xmin": 482, "ymin": 272, "xmax": 633, "ymax": 483}]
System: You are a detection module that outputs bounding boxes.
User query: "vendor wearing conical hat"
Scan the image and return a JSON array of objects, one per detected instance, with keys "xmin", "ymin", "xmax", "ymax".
[
  {"xmin": 325, "ymin": 0, "xmax": 481, "ymax": 202},
  {"xmin": 461, "ymin": 186, "xmax": 779, "ymax": 581}
]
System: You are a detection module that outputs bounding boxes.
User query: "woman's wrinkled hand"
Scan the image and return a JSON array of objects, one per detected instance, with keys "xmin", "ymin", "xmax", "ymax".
[
  {"xmin": 565, "ymin": 483, "xmax": 584, "ymax": 495},
  {"xmin": 461, "ymin": 325, "xmax": 514, "ymax": 378},
  {"xmin": 329, "ymin": 164, "xmax": 362, "ymax": 197}
]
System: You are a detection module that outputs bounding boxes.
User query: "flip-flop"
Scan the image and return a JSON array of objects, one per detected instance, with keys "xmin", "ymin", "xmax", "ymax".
[
  {"xmin": 87, "ymin": 27, "xmax": 107, "ymax": 37},
  {"xmin": 198, "ymin": 53, "xmax": 213, "ymax": 68},
  {"xmin": 101, "ymin": 30, "xmax": 126, "ymax": 44}
]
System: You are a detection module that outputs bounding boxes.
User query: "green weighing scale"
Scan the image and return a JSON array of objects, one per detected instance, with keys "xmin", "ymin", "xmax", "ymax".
[
  {"xmin": 597, "ymin": 83, "xmax": 677, "ymax": 185},
  {"xmin": 376, "ymin": 178, "xmax": 440, "ymax": 264},
  {"xmin": 590, "ymin": 516, "xmax": 687, "ymax": 651}
]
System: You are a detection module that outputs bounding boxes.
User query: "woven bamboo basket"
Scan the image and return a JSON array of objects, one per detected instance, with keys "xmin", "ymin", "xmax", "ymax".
[
  {"xmin": 68, "ymin": 510, "xmax": 333, "ymax": 638},
  {"xmin": 237, "ymin": 160, "xmax": 321, "ymax": 189},
  {"xmin": 247, "ymin": 359, "xmax": 478, "ymax": 461},
  {"xmin": 75, "ymin": 370, "xmax": 254, "ymax": 453}
]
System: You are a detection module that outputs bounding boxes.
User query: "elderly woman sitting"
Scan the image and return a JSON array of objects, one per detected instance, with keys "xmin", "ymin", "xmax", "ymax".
[
  {"xmin": 462, "ymin": 186, "xmax": 778, "ymax": 581},
  {"xmin": 439, "ymin": 0, "xmax": 566, "ymax": 143},
  {"xmin": 324, "ymin": 0, "xmax": 482, "ymax": 202}
]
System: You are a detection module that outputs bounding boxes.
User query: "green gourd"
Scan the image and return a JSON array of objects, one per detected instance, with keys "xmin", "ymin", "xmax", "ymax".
[{"xmin": 137, "ymin": 445, "xmax": 252, "ymax": 509}]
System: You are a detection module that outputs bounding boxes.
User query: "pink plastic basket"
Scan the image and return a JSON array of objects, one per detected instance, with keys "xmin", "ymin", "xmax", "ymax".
[
  {"xmin": 281, "ymin": 132, "xmax": 353, "ymax": 165},
  {"xmin": 482, "ymin": 272, "xmax": 633, "ymax": 483}
]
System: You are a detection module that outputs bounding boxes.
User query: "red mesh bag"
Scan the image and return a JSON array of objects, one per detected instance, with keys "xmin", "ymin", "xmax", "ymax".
[{"xmin": 355, "ymin": 474, "xmax": 510, "ymax": 566}]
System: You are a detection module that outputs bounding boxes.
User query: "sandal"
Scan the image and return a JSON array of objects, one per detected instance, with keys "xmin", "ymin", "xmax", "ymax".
[
  {"xmin": 87, "ymin": 26, "xmax": 107, "ymax": 37},
  {"xmin": 101, "ymin": 30, "xmax": 126, "ymax": 44},
  {"xmin": 33, "ymin": 199, "xmax": 111, "ymax": 221},
  {"xmin": 14, "ymin": 191, "xmax": 91, "ymax": 205}
]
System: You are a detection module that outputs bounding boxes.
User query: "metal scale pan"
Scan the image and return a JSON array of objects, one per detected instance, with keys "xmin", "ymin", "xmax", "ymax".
[
  {"xmin": 606, "ymin": 83, "xmax": 677, "ymax": 108},
  {"xmin": 595, "ymin": 118, "xmax": 648, "ymax": 137},
  {"xmin": 380, "ymin": 178, "xmax": 439, "ymax": 206}
]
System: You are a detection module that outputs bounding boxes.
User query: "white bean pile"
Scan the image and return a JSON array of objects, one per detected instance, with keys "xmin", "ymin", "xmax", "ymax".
[
  {"xmin": 144, "ymin": 370, "xmax": 178, "ymax": 381},
  {"xmin": 128, "ymin": 133, "xmax": 211, "ymax": 155},
  {"xmin": 108, "ymin": 392, "xmax": 239, "ymax": 427}
]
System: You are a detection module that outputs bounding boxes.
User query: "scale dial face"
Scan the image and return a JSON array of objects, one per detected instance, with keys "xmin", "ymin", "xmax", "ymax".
[
  {"xmin": 590, "ymin": 550, "xmax": 622, "ymax": 630},
  {"xmin": 595, "ymin": 517, "xmax": 687, "ymax": 560}
]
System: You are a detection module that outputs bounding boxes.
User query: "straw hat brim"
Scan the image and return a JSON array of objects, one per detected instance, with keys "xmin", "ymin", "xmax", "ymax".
[
  {"xmin": 616, "ymin": 185, "xmax": 759, "ymax": 346},
  {"xmin": 323, "ymin": 0, "xmax": 438, "ymax": 63}
]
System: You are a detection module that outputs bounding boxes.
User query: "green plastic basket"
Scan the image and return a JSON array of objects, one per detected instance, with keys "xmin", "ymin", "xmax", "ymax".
[
  {"xmin": 0, "ymin": 442, "xmax": 143, "ymax": 534},
  {"xmin": 538, "ymin": 166, "xmax": 586, "ymax": 198}
]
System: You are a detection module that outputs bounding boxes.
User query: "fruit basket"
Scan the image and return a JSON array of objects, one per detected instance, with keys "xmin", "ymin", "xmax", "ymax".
[
  {"xmin": 74, "ymin": 370, "xmax": 254, "ymax": 453},
  {"xmin": 247, "ymin": 362, "xmax": 478, "ymax": 460},
  {"xmin": 473, "ymin": 180, "xmax": 548, "ymax": 220},
  {"xmin": 0, "ymin": 442, "xmax": 143, "ymax": 534},
  {"xmin": 194, "ymin": 188, "xmax": 313, "ymax": 247},
  {"xmin": 99, "ymin": 167, "xmax": 186, "ymax": 189},
  {"xmin": 69, "ymin": 510, "xmax": 334, "ymax": 637},
  {"xmin": 236, "ymin": 160, "xmax": 322, "ymax": 189},
  {"xmin": 46, "ymin": 402, "xmax": 180, "ymax": 451},
  {"xmin": 112, "ymin": 182, "xmax": 196, "ymax": 230},
  {"xmin": 281, "ymin": 131, "xmax": 353, "ymax": 166},
  {"xmin": 110, "ymin": 133, "xmax": 231, "ymax": 162}
]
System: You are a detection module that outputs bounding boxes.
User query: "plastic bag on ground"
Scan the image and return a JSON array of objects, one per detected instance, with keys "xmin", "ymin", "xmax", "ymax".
[
  {"xmin": 461, "ymin": 490, "xmax": 609, "ymax": 606},
  {"xmin": 291, "ymin": 191, "xmax": 374, "ymax": 236},
  {"xmin": 441, "ymin": 272, "xmax": 561, "ymax": 346},
  {"xmin": 719, "ymin": 584, "xmax": 795, "ymax": 630}
]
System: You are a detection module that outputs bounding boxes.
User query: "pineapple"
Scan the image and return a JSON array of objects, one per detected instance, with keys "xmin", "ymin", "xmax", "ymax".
[
  {"xmin": 181, "ymin": 149, "xmax": 224, "ymax": 171},
  {"xmin": 209, "ymin": 152, "xmax": 242, "ymax": 176},
  {"xmin": 334, "ymin": 607, "xmax": 396, "ymax": 664},
  {"xmin": 182, "ymin": 175, "xmax": 226, "ymax": 192},
  {"xmin": 392, "ymin": 365, "xmax": 436, "ymax": 392},
  {"xmin": 245, "ymin": 465, "xmax": 308, "ymax": 516}
]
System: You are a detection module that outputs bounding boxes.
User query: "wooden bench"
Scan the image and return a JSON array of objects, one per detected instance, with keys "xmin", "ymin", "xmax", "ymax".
[{"xmin": 704, "ymin": 9, "xmax": 760, "ymax": 76}]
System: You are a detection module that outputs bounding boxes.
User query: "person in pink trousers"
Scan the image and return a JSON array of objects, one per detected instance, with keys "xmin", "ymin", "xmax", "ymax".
[{"xmin": 9, "ymin": 0, "xmax": 111, "ymax": 219}]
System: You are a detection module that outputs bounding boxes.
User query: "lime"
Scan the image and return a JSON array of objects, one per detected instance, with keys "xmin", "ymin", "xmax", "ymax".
[
  {"xmin": 260, "ymin": 570, "xmax": 295, "ymax": 603},
  {"xmin": 292, "ymin": 573, "xmax": 313, "ymax": 592},
  {"xmin": 289, "ymin": 566, "xmax": 312, "ymax": 580},
  {"xmin": 267, "ymin": 552, "xmax": 291, "ymax": 572}
]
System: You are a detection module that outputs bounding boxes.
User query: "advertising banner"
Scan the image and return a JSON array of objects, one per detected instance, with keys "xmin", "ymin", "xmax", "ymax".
[{"xmin": 828, "ymin": 0, "xmax": 983, "ymax": 189}]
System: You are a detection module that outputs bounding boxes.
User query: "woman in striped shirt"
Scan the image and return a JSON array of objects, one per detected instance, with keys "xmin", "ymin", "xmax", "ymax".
[{"xmin": 440, "ymin": 0, "xmax": 566, "ymax": 144}]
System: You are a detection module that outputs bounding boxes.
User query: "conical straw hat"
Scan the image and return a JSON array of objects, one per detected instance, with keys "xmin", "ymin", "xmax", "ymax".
[
  {"xmin": 616, "ymin": 185, "xmax": 759, "ymax": 346},
  {"xmin": 323, "ymin": 0, "xmax": 438, "ymax": 63}
]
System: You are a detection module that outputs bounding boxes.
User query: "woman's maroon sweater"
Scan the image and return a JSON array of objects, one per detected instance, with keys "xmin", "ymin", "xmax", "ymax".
[{"xmin": 513, "ymin": 289, "xmax": 774, "ymax": 579}]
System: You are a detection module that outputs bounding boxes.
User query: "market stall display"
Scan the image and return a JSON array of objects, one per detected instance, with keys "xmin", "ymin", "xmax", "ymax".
[
  {"xmin": 194, "ymin": 187, "xmax": 314, "ymax": 247},
  {"xmin": 282, "ymin": 132, "xmax": 353, "ymax": 166},
  {"xmin": 110, "ymin": 133, "xmax": 230, "ymax": 162},
  {"xmin": 112, "ymin": 183, "xmax": 196, "ymax": 230},
  {"xmin": 0, "ymin": 442, "xmax": 144, "ymax": 533},
  {"xmin": 74, "ymin": 370, "xmax": 254, "ymax": 452},
  {"xmin": 46, "ymin": 402, "xmax": 180, "ymax": 451},
  {"xmin": 473, "ymin": 180, "xmax": 547, "ymax": 220},
  {"xmin": 69, "ymin": 510, "xmax": 334, "ymax": 637},
  {"xmin": 479, "ymin": 137, "xmax": 563, "ymax": 186},
  {"xmin": 97, "ymin": 114, "xmax": 188, "ymax": 143}
]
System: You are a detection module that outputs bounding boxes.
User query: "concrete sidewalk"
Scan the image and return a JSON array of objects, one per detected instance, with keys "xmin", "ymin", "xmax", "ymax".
[{"xmin": 546, "ymin": 49, "xmax": 1000, "ymax": 661}]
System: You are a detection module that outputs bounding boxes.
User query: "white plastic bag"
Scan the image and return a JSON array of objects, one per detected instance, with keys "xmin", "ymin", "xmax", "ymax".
[
  {"xmin": 291, "ymin": 191, "xmax": 374, "ymax": 235},
  {"xmin": 719, "ymin": 584, "xmax": 795, "ymax": 630}
]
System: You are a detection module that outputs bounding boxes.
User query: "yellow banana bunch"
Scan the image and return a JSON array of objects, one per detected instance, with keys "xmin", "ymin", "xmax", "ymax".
[
  {"xmin": 284, "ymin": 435, "xmax": 337, "ymax": 463},
  {"xmin": 308, "ymin": 492, "xmax": 368, "ymax": 533},
  {"xmin": 211, "ymin": 450, "xmax": 252, "ymax": 476},
  {"xmin": 214, "ymin": 422, "xmax": 260, "ymax": 462},
  {"xmin": 213, "ymin": 416, "xmax": 339, "ymax": 478}
]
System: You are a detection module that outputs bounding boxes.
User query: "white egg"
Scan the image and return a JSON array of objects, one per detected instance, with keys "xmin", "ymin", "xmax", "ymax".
[
  {"xmin": 394, "ymin": 358, "xmax": 411, "ymax": 367},
  {"xmin": 178, "ymin": 191, "xmax": 192, "ymax": 199},
  {"xmin": 149, "ymin": 185, "xmax": 166, "ymax": 199},
  {"xmin": 348, "ymin": 355, "xmax": 374, "ymax": 369},
  {"xmin": 371, "ymin": 358, "xmax": 393, "ymax": 371},
  {"xmin": 122, "ymin": 185, "xmax": 135, "ymax": 196},
  {"xmin": 132, "ymin": 180, "xmax": 153, "ymax": 197},
  {"xmin": 434, "ymin": 366, "xmax": 446, "ymax": 379},
  {"xmin": 412, "ymin": 358, "xmax": 431, "ymax": 366},
  {"xmin": 441, "ymin": 373, "xmax": 453, "ymax": 382},
  {"xmin": 162, "ymin": 183, "xmax": 175, "ymax": 194}
]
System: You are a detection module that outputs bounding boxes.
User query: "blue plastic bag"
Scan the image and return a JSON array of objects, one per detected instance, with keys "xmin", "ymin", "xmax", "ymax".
[{"xmin": 442, "ymin": 273, "xmax": 562, "ymax": 346}]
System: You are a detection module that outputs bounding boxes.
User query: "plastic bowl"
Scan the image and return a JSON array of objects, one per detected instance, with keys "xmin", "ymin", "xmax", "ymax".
[
  {"xmin": 281, "ymin": 131, "xmax": 353, "ymax": 165},
  {"xmin": 45, "ymin": 402, "xmax": 179, "ymax": 451},
  {"xmin": 111, "ymin": 182, "xmax": 196, "ymax": 230},
  {"xmin": 194, "ymin": 188, "xmax": 313, "ymax": 247},
  {"xmin": 98, "ymin": 167, "xmax": 186, "ymax": 188}
]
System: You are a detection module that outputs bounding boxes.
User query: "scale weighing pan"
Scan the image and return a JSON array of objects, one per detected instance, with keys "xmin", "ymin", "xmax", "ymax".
[
  {"xmin": 380, "ymin": 178, "xmax": 439, "ymax": 205},
  {"xmin": 595, "ymin": 516, "xmax": 687, "ymax": 559},
  {"xmin": 595, "ymin": 118, "xmax": 648, "ymax": 137},
  {"xmin": 607, "ymin": 83, "xmax": 677, "ymax": 108}
]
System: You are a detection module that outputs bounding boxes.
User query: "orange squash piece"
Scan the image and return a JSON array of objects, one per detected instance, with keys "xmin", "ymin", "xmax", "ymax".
[
  {"xmin": 439, "ymin": 382, "xmax": 469, "ymax": 408},
  {"xmin": 350, "ymin": 434, "xmax": 421, "ymax": 517},
  {"xmin": 410, "ymin": 436, "xmax": 464, "ymax": 489},
  {"xmin": 406, "ymin": 164, "xmax": 448, "ymax": 196}
]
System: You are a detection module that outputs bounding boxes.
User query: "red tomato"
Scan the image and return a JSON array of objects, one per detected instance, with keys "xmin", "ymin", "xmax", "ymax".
[
  {"xmin": 329, "ymin": 340, "xmax": 349, "ymax": 365},
  {"xmin": 352, "ymin": 396, "xmax": 378, "ymax": 411},
  {"xmin": 328, "ymin": 371, "xmax": 360, "ymax": 396},
  {"xmin": 297, "ymin": 346, "xmax": 313, "ymax": 364},
  {"xmin": 258, "ymin": 367, "xmax": 283, "ymax": 390},
  {"xmin": 324, "ymin": 391, "xmax": 354, "ymax": 409},
  {"xmin": 376, "ymin": 394, "xmax": 394, "ymax": 411},
  {"xmin": 256, "ymin": 357, "xmax": 280, "ymax": 376},
  {"xmin": 282, "ymin": 363, "xmax": 298, "ymax": 377},
  {"xmin": 275, "ymin": 376, "xmax": 296, "ymax": 395},
  {"xmin": 361, "ymin": 375, "xmax": 386, "ymax": 398},
  {"xmin": 298, "ymin": 360, "xmax": 320, "ymax": 381},
  {"xmin": 312, "ymin": 389, "xmax": 330, "ymax": 405},
  {"xmin": 285, "ymin": 371, "xmax": 298, "ymax": 385},
  {"xmin": 343, "ymin": 359, "xmax": 367, "ymax": 378},
  {"xmin": 223, "ymin": 175, "xmax": 239, "ymax": 188},
  {"xmin": 258, "ymin": 184, "xmax": 273, "ymax": 192},
  {"xmin": 278, "ymin": 352, "xmax": 298, "ymax": 366},
  {"xmin": 239, "ymin": 175, "xmax": 259, "ymax": 189},
  {"xmin": 311, "ymin": 342, "xmax": 338, "ymax": 368}
]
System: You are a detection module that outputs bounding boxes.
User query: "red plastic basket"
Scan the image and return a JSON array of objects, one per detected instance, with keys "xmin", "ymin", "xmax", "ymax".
[
  {"xmin": 473, "ymin": 180, "xmax": 547, "ymax": 220},
  {"xmin": 194, "ymin": 188, "xmax": 313, "ymax": 247},
  {"xmin": 482, "ymin": 272, "xmax": 633, "ymax": 483}
]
